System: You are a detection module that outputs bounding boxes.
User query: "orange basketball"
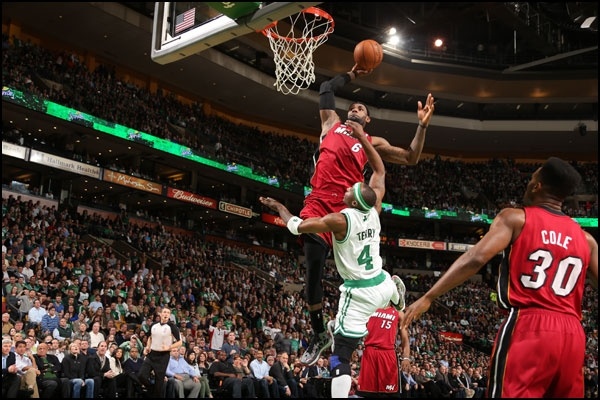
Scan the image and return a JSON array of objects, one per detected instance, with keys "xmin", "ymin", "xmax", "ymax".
[{"xmin": 353, "ymin": 39, "xmax": 383, "ymax": 70}]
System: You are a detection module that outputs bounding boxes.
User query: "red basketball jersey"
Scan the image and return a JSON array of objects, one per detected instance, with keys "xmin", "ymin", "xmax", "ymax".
[
  {"xmin": 357, "ymin": 306, "xmax": 400, "ymax": 394},
  {"xmin": 496, "ymin": 205, "xmax": 590, "ymax": 319},
  {"xmin": 309, "ymin": 122, "xmax": 371, "ymax": 198},
  {"xmin": 489, "ymin": 205, "xmax": 590, "ymax": 398},
  {"xmin": 300, "ymin": 122, "xmax": 372, "ymax": 247},
  {"xmin": 363, "ymin": 306, "xmax": 399, "ymax": 350}
]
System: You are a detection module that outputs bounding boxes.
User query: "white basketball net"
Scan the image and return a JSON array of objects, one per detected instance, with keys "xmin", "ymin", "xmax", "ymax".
[{"xmin": 262, "ymin": 7, "xmax": 334, "ymax": 95}]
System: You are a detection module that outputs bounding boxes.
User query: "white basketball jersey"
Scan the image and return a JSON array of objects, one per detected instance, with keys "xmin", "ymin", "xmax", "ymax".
[{"xmin": 333, "ymin": 207, "xmax": 382, "ymax": 281}]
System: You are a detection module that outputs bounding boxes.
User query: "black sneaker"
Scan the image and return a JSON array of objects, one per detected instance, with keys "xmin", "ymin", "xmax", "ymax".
[{"xmin": 300, "ymin": 329, "xmax": 333, "ymax": 365}]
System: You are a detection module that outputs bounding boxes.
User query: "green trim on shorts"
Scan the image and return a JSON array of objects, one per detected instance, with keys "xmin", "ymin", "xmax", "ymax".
[{"xmin": 343, "ymin": 271, "xmax": 385, "ymax": 288}]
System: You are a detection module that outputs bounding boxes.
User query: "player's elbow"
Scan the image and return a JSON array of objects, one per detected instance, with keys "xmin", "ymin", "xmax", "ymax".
[
  {"xmin": 319, "ymin": 80, "xmax": 333, "ymax": 95},
  {"xmin": 404, "ymin": 152, "xmax": 420, "ymax": 166}
]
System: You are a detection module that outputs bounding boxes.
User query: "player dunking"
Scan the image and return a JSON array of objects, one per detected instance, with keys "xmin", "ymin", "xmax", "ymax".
[
  {"xmin": 298, "ymin": 64, "xmax": 435, "ymax": 365},
  {"xmin": 261, "ymin": 119, "xmax": 405, "ymax": 398},
  {"xmin": 402, "ymin": 157, "xmax": 598, "ymax": 398}
]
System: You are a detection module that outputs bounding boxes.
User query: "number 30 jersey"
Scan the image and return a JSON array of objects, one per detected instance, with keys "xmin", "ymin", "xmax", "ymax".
[{"xmin": 497, "ymin": 205, "xmax": 590, "ymax": 319}]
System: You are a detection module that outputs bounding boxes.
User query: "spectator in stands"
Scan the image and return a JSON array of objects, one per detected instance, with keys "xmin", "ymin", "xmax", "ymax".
[
  {"xmin": 119, "ymin": 333, "xmax": 143, "ymax": 361},
  {"xmin": 231, "ymin": 354, "xmax": 255, "ymax": 388},
  {"xmin": 209, "ymin": 349, "xmax": 255, "ymax": 398},
  {"xmin": 88, "ymin": 295, "xmax": 104, "ymax": 314},
  {"xmin": 40, "ymin": 305, "xmax": 59, "ymax": 337},
  {"xmin": 52, "ymin": 317, "xmax": 73, "ymax": 342},
  {"xmin": 185, "ymin": 351, "xmax": 213, "ymax": 399},
  {"xmin": 28, "ymin": 298, "xmax": 47, "ymax": 329},
  {"xmin": 72, "ymin": 322, "xmax": 90, "ymax": 343},
  {"xmin": 49, "ymin": 339, "xmax": 66, "ymax": 363},
  {"xmin": 448, "ymin": 366, "xmax": 466, "ymax": 398},
  {"xmin": 16, "ymin": 281, "xmax": 31, "ymax": 312},
  {"xmin": 109, "ymin": 347, "xmax": 127, "ymax": 396},
  {"xmin": 296, "ymin": 361, "xmax": 320, "ymax": 398},
  {"xmin": 269, "ymin": 351, "xmax": 298, "ymax": 398},
  {"xmin": 221, "ymin": 331, "xmax": 241, "ymax": 364},
  {"xmin": 6, "ymin": 285, "xmax": 22, "ymax": 321},
  {"xmin": 435, "ymin": 363, "xmax": 453, "ymax": 398},
  {"xmin": 62, "ymin": 342, "xmax": 94, "ymax": 399},
  {"xmin": 249, "ymin": 349, "xmax": 277, "ymax": 398},
  {"xmin": 166, "ymin": 346, "xmax": 203, "ymax": 398},
  {"xmin": 122, "ymin": 346, "xmax": 145, "ymax": 398},
  {"xmin": 124, "ymin": 303, "xmax": 142, "ymax": 325},
  {"xmin": 86, "ymin": 340, "xmax": 117, "ymax": 398},
  {"xmin": 2, "ymin": 337, "xmax": 21, "ymax": 398},
  {"xmin": 78, "ymin": 339, "xmax": 93, "ymax": 360},
  {"xmin": 14, "ymin": 339, "xmax": 40, "ymax": 397},
  {"xmin": 33, "ymin": 341, "xmax": 70, "ymax": 398},
  {"xmin": 2, "ymin": 312, "xmax": 14, "ymax": 335},
  {"xmin": 414, "ymin": 365, "xmax": 440, "ymax": 397},
  {"xmin": 208, "ymin": 319, "xmax": 229, "ymax": 353},
  {"xmin": 470, "ymin": 367, "xmax": 487, "ymax": 399},
  {"xmin": 88, "ymin": 322, "xmax": 106, "ymax": 352}
]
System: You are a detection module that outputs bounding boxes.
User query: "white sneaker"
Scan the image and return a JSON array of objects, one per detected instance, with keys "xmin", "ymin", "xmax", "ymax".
[
  {"xmin": 326, "ymin": 320, "xmax": 336, "ymax": 353},
  {"xmin": 392, "ymin": 275, "xmax": 406, "ymax": 311}
]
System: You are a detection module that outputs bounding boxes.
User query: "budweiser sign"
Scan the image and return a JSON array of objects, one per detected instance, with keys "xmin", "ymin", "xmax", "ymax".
[
  {"xmin": 167, "ymin": 188, "xmax": 217, "ymax": 209},
  {"xmin": 219, "ymin": 201, "xmax": 252, "ymax": 218},
  {"xmin": 262, "ymin": 213, "xmax": 286, "ymax": 227},
  {"xmin": 439, "ymin": 331, "xmax": 463, "ymax": 343}
]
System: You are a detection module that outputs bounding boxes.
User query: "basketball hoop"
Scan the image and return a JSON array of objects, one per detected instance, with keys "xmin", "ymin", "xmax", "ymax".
[{"xmin": 261, "ymin": 7, "xmax": 334, "ymax": 95}]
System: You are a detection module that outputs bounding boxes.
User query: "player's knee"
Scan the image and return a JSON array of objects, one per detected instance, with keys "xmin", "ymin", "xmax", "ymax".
[
  {"xmin": 330, "ymin": 359, "xmax": 351, "ymax": 377},
  {"xmin": 332, "ymin": 335, "xmax": 359, "ymax": 361}
]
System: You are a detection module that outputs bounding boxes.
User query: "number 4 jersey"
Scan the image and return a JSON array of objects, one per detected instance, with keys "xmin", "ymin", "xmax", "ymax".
[{"xmin": 333, "ymin": 207, "xmax": 382, "ymax": 282}]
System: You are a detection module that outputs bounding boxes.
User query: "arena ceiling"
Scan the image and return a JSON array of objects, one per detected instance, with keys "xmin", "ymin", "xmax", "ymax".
[{"xmin": 2, "ymin": 2, "xmax": 598, "ymax": 161}]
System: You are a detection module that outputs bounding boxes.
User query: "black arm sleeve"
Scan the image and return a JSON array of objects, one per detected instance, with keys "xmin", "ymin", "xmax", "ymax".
[{"xmin": 319, "ymin": 73, "xmax": 352, "ymax": 110}]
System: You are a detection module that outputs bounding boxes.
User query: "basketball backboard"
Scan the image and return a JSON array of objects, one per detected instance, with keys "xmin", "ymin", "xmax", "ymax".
[{"xmin": 151, "ymin": 2, "xmax": 322, "ymax": 65}]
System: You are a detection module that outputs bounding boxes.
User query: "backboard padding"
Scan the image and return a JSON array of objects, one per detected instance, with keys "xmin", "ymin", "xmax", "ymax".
[{"xmin": 151, "ymin": 2, "xmax": 322, "ymax": 65}]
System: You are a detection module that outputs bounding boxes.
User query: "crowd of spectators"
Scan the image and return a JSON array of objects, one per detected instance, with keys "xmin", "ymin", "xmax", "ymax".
[
  {"xmin": 2, "ymin": 34, "xmax": 598, "ymax": 219},
  {"xmin": 2, "ymin": 33, "xmax": 598, "ymax": 398},
  {"xmin": 2, "ymin": 192, "xmax": 598, "ymax": 397}
]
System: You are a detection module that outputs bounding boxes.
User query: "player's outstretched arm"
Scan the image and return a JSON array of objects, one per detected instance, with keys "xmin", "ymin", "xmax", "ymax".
[
  {"xmin": 259, "ymin": 196, "xmax": 346, "ymax": 238},
  {"xmin": 372, "ymin": 93, "xmax": 435, "ymax": 165}
]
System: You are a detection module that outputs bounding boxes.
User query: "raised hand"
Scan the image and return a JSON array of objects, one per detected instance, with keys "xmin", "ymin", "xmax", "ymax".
[{"xmin": 417, "ymin": 93, "xmax": 435, "ymax": 127}]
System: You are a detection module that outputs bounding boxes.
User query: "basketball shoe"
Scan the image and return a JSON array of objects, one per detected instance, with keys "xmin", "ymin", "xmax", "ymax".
[
  {"xmin": 392, "ymin": 275, "xmax": 406, "ymax": 311},
  {"xmin": 326, "ymin": 319, "xmax": 336, "ymax": 353},
  {"xmin": 300, "ymin": 327, "xmax": 333, "ymax": 366}
]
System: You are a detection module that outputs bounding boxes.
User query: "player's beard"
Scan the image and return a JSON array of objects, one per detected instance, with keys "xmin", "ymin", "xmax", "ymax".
[{"xmin": 347, "ymin": 114, "xmax": 365, "ymax": 125}]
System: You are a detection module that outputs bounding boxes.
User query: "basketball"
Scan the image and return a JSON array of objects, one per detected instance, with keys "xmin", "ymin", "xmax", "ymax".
[{"xmin": 353, "ymin": 39, "xmax": 383, "ymax": 70}]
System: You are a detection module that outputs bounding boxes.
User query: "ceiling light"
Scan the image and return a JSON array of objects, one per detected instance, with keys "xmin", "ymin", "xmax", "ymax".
[
  {"xmin": 581, "ymin": 16, "xmax": 596, "ymax": 29},
  {"xmin": 388, "ymin": 35, "xmax": 400, "ymax": 46}
]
